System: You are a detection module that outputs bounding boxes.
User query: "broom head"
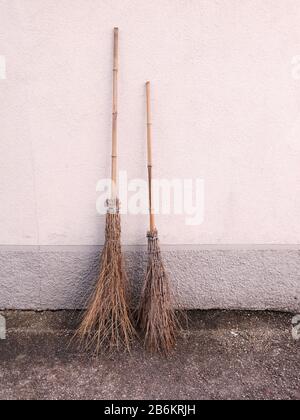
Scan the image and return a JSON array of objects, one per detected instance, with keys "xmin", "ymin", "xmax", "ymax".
[
  {"xmin": 76, "ymin": 199, "xmax": 135, "ymax": 354},
  {"xmin": 138, "ymin": 229, "xmax": 178, "ymax": 355}
]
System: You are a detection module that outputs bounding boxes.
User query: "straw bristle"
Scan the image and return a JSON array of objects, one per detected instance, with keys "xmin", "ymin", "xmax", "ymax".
[
  {"xmin": 138, "ymin": 229, "xmax": 178, "ymax": 355},
  {"xmin": 76, "ymin": 200, "xmax": 135, "ymax": 354}
]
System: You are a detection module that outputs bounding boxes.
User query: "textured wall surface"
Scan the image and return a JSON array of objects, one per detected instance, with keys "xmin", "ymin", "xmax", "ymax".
[
  {"xmin": 0, "ymin": 246, "xmax": 299, "ymax": 311},
  {"xmin": 1, "ymin": 0, "xmax": 300, "ymax": 246},
  {"xmin": 0, "ymin": 1, "xmax": 299, "ymax": 310}
]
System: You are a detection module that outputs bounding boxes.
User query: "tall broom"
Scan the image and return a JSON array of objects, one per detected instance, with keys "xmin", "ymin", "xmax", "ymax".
[
  {"xmin": 137, "ymin": 82, "xmax": 179, "ymax": 355},
  {"xmin": 77, "ymin": 28, "xmax": 135, "ymax": 353}
]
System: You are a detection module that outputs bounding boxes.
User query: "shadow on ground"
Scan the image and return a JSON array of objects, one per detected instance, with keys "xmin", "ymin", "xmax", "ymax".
[{"xmin": 0, "ymin": 310, "xmax": 299, "ymax": 400}]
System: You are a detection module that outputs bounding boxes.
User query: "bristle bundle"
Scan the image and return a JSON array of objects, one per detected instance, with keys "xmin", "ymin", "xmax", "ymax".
[
  {"xmin": 138, "ymin": 229, "xmax": 178, "ymax": 355},
  {"xmin": 76, "ymin": 201, "xmax": 135, "ymax": 354}
]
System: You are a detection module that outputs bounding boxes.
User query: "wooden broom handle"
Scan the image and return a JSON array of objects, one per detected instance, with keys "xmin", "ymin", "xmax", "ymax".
[
  {"xmin": 146, "ymin": 82, "xmax": 156, "ymax": 231},
  {"xmin": 111, "ymin": 28, "xmax": 119, "ymax": 200}
]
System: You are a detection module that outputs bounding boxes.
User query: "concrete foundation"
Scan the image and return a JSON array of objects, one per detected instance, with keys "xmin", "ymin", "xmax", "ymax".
[{"xmin": 0, "ymin": 245, "xmax": 299, "ymax": 311}]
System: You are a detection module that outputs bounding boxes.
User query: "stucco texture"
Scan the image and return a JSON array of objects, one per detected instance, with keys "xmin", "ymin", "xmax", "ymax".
[
  {"xmin": 1, "ymin": 0, "xmax": 300, "ymax": 246},
  {"xmin": 0, "ymin": 246, "xmax": 299, "ymax": 311}
]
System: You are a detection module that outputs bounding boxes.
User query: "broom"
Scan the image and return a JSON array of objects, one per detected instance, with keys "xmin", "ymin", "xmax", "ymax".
[
  {"xmin": 77, "ymin": 28, "xmax": 135, "ymax": 353},
  {"xmin": 137, "ymin": 81, "xmax": 179, "ymax": 355}
]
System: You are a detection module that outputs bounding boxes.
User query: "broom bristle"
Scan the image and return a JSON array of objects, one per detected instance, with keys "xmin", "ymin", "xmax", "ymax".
[
  {"xmin": 138, "ymin": 229, "xmax": 178, "ymax": 355},
  {"xmin": 76, "ymin": 200, "xmax": 135, "ymax": 354}
]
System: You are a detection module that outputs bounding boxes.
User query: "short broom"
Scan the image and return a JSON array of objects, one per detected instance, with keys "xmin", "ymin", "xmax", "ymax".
[
  {"xmin": 77, "ymin": 28, "xmax": 135, "ymax": 353},
  {"xmin": 137, "ymin": 82, "xmax": 179, "ymax": 355}
]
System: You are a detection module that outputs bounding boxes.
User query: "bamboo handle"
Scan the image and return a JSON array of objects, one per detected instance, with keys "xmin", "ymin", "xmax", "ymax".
[
  {"xmin": 111, "ymin": 27, "xmax": 119, "ymax": 200},
  {"xmin": 146, "ymin": 82, "xmax": 156, "ymax": 231}
]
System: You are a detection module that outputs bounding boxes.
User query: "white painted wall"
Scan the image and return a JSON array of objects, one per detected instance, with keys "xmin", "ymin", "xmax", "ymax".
[{"xmin": 1, "ymin": 0, "xmax": 300, "ymax": 246}]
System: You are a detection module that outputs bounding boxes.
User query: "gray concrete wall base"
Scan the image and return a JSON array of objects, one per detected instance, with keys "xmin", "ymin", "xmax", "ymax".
[{"xmin": 0, "ymin": 246, "xmax": 299, "ymax": 312}]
